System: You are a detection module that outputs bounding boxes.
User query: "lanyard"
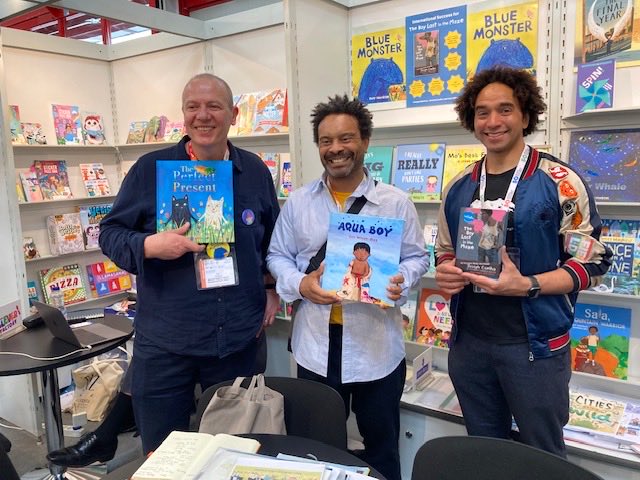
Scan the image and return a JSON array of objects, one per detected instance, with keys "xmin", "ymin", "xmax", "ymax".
[
  {"xmin": 479, "ymin": 145, "xmax": 530, "ymax": 209},
  {"xmin": 187, "ymin": 141, "xmax": 229, "ymax": 161}
]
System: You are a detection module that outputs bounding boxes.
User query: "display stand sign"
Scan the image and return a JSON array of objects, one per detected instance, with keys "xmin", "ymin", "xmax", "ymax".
[{"xmin": 0, "ymin": 299, "xmax": 24, "ymax": 339}]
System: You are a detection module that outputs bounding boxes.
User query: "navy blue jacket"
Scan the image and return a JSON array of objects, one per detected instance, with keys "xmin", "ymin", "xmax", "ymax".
[{"xmin": 99, "ymin": 136, "xmax": 280, "ymax": 357}]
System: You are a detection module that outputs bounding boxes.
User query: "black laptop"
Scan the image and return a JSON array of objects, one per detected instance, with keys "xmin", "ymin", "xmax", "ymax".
[{"xmin": 33, "ymin": 300, "xmax": 129, "ymax": 348}]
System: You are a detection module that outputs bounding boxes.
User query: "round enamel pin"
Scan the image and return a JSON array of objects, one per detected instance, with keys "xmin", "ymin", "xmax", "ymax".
[{"xmin": 242, "ymin": 209, "xmax": 255, "ymax": 225}]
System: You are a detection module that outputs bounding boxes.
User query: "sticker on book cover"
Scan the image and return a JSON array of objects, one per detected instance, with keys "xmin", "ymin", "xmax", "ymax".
[{"xmin": 565, "ymin": 232, "xmax": 596, "ymax": 262}]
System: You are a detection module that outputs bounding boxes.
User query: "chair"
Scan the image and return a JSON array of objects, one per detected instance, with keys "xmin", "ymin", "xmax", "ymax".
[
  {"xmin": 194, "ymin": 376, "xmax": 348, "ymax": 449},
  {"xmin": 411, "ymin": 436, "xmax": 605, "ymax": 480}
]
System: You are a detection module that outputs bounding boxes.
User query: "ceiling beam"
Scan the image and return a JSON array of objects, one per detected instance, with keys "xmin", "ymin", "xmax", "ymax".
[{"xmin": 0, "ymin": 0, "xmax": 58, "ymax": 22}]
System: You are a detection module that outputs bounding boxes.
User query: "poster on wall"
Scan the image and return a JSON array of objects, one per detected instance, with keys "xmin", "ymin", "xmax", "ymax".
[
  {"xmin": 405, "ymin": 5, "xmax": 467, "ymax": 107},
  {"xmin": 351, "ymin": 23, "xmax": 406, "ymax": 106},
  {"xmin": 466, "ymin": 0, "xmax": 539, "ymax": 80}
]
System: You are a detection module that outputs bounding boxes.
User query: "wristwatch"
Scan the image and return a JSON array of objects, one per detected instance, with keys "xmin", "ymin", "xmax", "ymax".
[{"xmin": 526, "ymin": 276, "xmax": 541, "ymax": 299}]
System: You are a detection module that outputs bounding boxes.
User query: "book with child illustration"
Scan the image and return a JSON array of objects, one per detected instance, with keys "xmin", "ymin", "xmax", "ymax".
[
  {"xmin": 34, "ymin": 160, "xmax": 73, "ymax": 200},
  {"xmin": 79, "ymin": 163, "xmax": 112, "ymax": 197},
  {"xmin": 415, "ymin": 288, "xmax": 452, "ymax": 349},
  {"xmin": 51, "ymin": 104, "xmax": 82, "ymax": 145},
  {"xmin": 321, "ymin": 212, "xmax": 405, "ymax": 307},
  {"xmin": 393, "ymin": 143, "xmax": 446, "ymax": 201}
]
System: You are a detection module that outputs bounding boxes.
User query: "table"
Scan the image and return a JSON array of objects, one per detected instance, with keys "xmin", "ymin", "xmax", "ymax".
[
  {"xmin": 0, "ymin": 314, "xmax": 133, "ymax": 480},
  {"xmin": 101, "ymin": 433, "xmax": 385, "ymax": 480}
]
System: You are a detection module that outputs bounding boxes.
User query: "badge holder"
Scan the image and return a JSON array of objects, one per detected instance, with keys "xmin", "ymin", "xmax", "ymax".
[{"xmin": 194, "ymin": 242, "xmax": 239, "ymax": 290}]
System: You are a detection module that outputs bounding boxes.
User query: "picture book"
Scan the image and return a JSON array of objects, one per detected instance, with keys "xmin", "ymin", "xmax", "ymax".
[
  {"xmin": 576, "ymin": 59, "xmax": 615, "ymax": 113},
  {"xmin": 405, "ymin": 5, "xmax": 467, "ymax": 108},
  {"xmin": 364, "ymin": 146, "xmax": 394, "ymax": 184},
  {"xmin": 279, "ymin": 157, "xmax": 292, "ymax": 198},
  {"xmin": 86, "ymin": 261, "xmax": 132, "ymax": 298},
  {"xmin": 253, "ymin": 88, "xmax": 288, "ymax": 135},
  {"xmin": 401, "ymin": 289, "xmax": 419, "ymax": 341},
  {"xmin": 23, "ymin": 237, "xmax": 40, "ymax": 261},
  {"xmin": 39, "ymin": 263, "xmax": 87, "ymax": 305},
  {"xmin": 257, "ymin": 152, "xmax": 280, "ymax": 186},
  {"xmin": 570, "ymin": 302, "xmax": 630, "ymax": 380},
  {"xmin": 423, "ymin": 223, "xmax": 438, "ymax": 276},
  {"xmin": 130, "ymin": 431, "xmax": 260, "ymax": 480},
  {"xmin": 21, "ymin": 122, "xmax": 47, "ymax": 145},
  {"xmin": 34, "ymin": 160, "xmax": 73, "ymax": 200},
  {"xmin": 455, "ymin": 207, "xmax": 508, "ymax": 278},
  {"xmin": 351, "ymin": 24, "xmax": 406, "ymax": 104},
  {"xmin": 568, "ymin": 128, "xmax": 640, "ymax": 203},
  {"xmin": 27, "ymin": 280, "xmax": 39, "ymax": 307},
  {"xmin": 19, "ymin": 168, "xmax": 44, "ymax": 202},
  {"xmin": 322, "ymin": 212, "xmax": 405, "ymax": 307},
  {"xmin": 582, "ymin": 0, "xmax": 634, "ymax": 63},
  {"xmin": 235, "ymin": 92, "xmax": 259, "ymax": 136},
  {"xmin": 228, "ymin": 94, "xmax": 241, "ymax": 137},
  {"xmin": 51, "ymin": 104, "xmax": 82, "ymax": 145},
  {"xmin": 143, "ymin": 115, "xmax": 168, "ymax": 143},
  {"xmin": 393, "ymin": 143, "xmax": 446, "ymax": 201},
  {"xmin": 15, "ymin": 178, "xmax": 26, "ymax": 203},
  {"xmin": 590, "ymin": 218, "xmax": 640, "ymax": 296},
  {"xmin": 442, "ymin": 144, "xmax": 486, "ymax": 189},
  {"xmin": 156, "ymin": 161, "xmax": 234, "ymax": 244},
  {"xmin": 79, "ymin": 163, "xmax": 112, "ymax": 197},
  {"xmin": 126, "ymin": 121, "xmax": 148, "ymax": 144},
  {"xmin": 163, "ymin": 121, "xmax": 184, "ymax": 143},
  {"xmin": 80, "ymin": 112, "xmax": 106, "ymax": 145},
  {"xmin": 228, "ymin": 455, "xmax": 326, "ymax": 480},
  {"xmin": 77, "ymin": 203, "xmax": 113, "ymax": 249},
  {"xmin": 46, "ymin": 213, "xmax": 85, "ymax": 255},
  {"xmin": 415, "ymin": 288, "xmax": 452, "ymax": 349},
  {"xmin": 9, "ymin": 105, "xmax": 25, "ymax": 144}
]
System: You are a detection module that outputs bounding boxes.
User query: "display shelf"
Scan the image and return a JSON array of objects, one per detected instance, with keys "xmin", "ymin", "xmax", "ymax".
[
  {"xmin": 115, "ymin": 141, "xmax": 179, "ymax": 150},
  {"xmin": 578, "ymin": 290, "xmax": 640, "ymax": 302},
  {"xmin": 12, "ymin": 144, "xmax": 117, "ymax": 152},
  {"xmin": 68, "ymin": 291, "xmax": 129, "ymax": 308},
  {"xmin": 25, "ymin": 247, "xmax": 103, "ymax": 264},
  {"xmin": 562, "ymin": 106, "xmax": 640, "ymax": 126},
  {"xmin": 18, "ymin": 195, "xmax": 117, "ymax": 208}
]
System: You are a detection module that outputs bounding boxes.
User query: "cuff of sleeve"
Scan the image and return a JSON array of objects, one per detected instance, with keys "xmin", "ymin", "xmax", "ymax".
[
  {"xmin": 562, "ymin": 261, "xmax": 590, "ymax": 291},
  {"xmin": 436, "ymin": 253, "xmax": 455, "ymax": 266}
]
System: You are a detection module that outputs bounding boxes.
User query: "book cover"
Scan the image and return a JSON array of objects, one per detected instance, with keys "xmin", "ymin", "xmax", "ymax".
[
  {"xmin": 570, "ymin": 302, "xmax": 630, "ymax": 380},
  {"xmin": 81, "ymin": 113, "xmax": 106, "ymax": 145},
  {"xmin": 156, "ymin": 161, "xmax": 234, "ymax": 244},
  {"xmin": 39, "ymin": 263, "xmax": 87, "ymax": 305},
  {"xmin": 27, "ymin": 280, "xmax": 39, "ymax": 307},
  {"xmin": 15, "ymin": 178, "xmax": 26, "ymax": 203},
  {"xmin": 34, "ymin": 160, "xmax": 73, "ymax": 200},
  {"xmin": 423, "ymin": 223, "xmax": 438, "ymax": 276},
  {"xmin": 51, "ymin": 104, "xmax": 82, "ymax": 145},
  {"xmin": 235, "ymin": 92, "xmax": 259, "ymax": 136},
  {"xmin": 21, "ymin": 122, "xmax": 47, "ymax": 145},
  {"xmin": 253, "ymin": 89, "xmax": 288, "ymax": 135},
  {"xmin": 46, "ymin": 213, "xmax": 85, "ymax": 255},
  {"xmin": 126, "ymin": 121, "xmax": 148, "ymax": 144},
  {"xmin": 455, "ymin": 207, "xmax": 508, "ymax": 278},
  {"xmin": 9, "ymin": 105, "xmax": 25, "ymax": 144},
  {"xmin": 393, "ymin": 143, "xmax": 446, "ymax": 201},
  {"xmin": 23, "ymin": 237, "xmax": 40, "ymax": 261},
  {"xmin": 351, "ymin": 24, "xmax": 406, "ymax": 104},
  {"xmin": 228, "ymin": 94, "xmax": 241, "ymax": 137},
  {"xmin": 442, "ymin": 144, "xmax": 486, "ymax": 189},
  {"xmin": 257, "ymin": 152, "xmax": 280, "ymax": 186},
  {"xmin": 163, "ymin": 121, "xmax": 185, "ymax": 143},
  {"xmin": 19, "ymin": 168, "xmax": 44, "ymax": 202},
  {"xmin": 364, "ymin": 146, "xmax": 394, "ymax": 184},
  {"xmin": 228, "ymin": 456, "xmax": 325, "ymax": 480},
  {"xmin": 86, "ymin": 260, "xmax": 132, "ymax": 298},
  {"xmin": 79, "ymin": 163, "xmax": 112, "ymax": 197},
  {"xmin": 279, "ymin": 158, "xmax": 292, "ymax": 198},
  {"xmin": 590, "ymin": 218, "xmax": 640, "ymax": 296},
  {"xmin": 77, "ymin": 203, "xmax": 113, "ymax": 249},
  {"xmin": 467, "ymin": 1, "xmax": 538, "ymax": 78},
  {"xmin": 143, "ymin": 115, "xmax": 168, "ymax": 143},
  {"xmin": 401, "ymin": 289, "xmax": 419, "ymax": 341},
  {"xmin": 576, "ymin": 59, "xmax": 615, "ymax": 112},
  {"xmin": 568, "ymin": 128, "xmax": 640, "ymax": 203},
  {"xmin": 582, "ymin": 0, "xmax": 634, "ymax": 63},
  {"xmin": 321, "ymin": 212, "xmax": 405, "ymax": 307},
  {"xmin": 405, "ymin": 5, "xmax": 467, "ymax": 108},
  {"xmin": 415, "ymin": 288, "xmax": 452, "ymax": 348}
]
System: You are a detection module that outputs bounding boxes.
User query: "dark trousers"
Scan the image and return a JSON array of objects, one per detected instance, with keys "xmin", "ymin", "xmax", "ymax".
[
  {"xmin": 448, "ymin": 329, "xmax": 571, "ymax": 457},
  {"xmin": 131, "ymin": 333, "xmax": 260, "ymax": 453},
  {"xmin": 298, "ymin": 324, "xmax": 405, "ymax": 480}
]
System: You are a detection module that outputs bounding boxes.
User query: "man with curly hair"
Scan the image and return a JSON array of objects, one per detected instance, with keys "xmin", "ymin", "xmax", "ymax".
[
  {"xmin": 435, "ymin": 67, "xmax": 612, "ymax": 456},
  {"xmin": 267, "ymin": 95, "xmax": 428, "ymax": 480}
]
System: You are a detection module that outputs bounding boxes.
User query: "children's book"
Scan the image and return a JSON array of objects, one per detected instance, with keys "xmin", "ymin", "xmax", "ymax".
[
  {"xmin": 455, "ymin": 207, "xmax": 508, "ymax": 279},
  {"xmin": 21, "ymin": 122, "xmax": 47, "ymax": 145},
  {"xmin": 163, "ymin": 121, "xmax": 184, "ymax": 143},
  {"xmin": 126, "ymin": 121, "xmax": 148, "ymax": 144},
  {"xmin": 322, "ymin": 212, "xmax": 405, "ymax": 307},
  {"xmin": 415, "ymin": 288, "xmax": 452, "ymax": 349},
  {"xmin": 79, "ymin": 163, "xmax": 112, "ymax": 197},
  {"xmin": 235, "ymin": 92, "xmax": 259, "ymax": 136},
  {"xmin": 86, "ymin": 261, "xmax": 132, "ymax": 298},
  {"xmin": 423, "ymin": 223, "xmax": 438, "ymax": 276},
  {"xmin": 19, "ymin": 168, "xmax": 44, "ymax": 202},
  {"xmin": 582, "ymin": 0, "xmax": 634, "ymax": 63},
  {"xmin": 393, "ymin": 143, "xmax": 446, "ymax": 201},
  {"xmin": 570, "ymin": 302, "xmax": 630, "ymax": 380},
  {"xmin": 401, "ymin": 289, "xmax": 418, "ymax": 341},
  {"xmin": 257, "ymin": 152, "xmax": 280, "ymax": 186},
  {"xmin": 143, "ymin": 115, "xmax": 168, "ymax": 143},
  {"xmin": 9, "ymin": 105, "xmax": 26, "ymax": 144},
  {"xmin": 576, "ymin": 59, "xmax": 615, "ymax": 113},
  {"xmin": 23, "ymin": 237, "xmax": 40, "ymax": 261},
  {"xmin": 47, "ymin": 213, "xmax": 85, "ymax": 255},
  {"xmin": 27, "ymin": 280, "xmax": 39, "ymax": 307},
  {"xmin": 39, "ymin": 263, "xmax": 87, "ymax": 305},
  {"xmin": 80, "ymin": 112, "xmax": 107, "ymax": 145},
  {"xmin": 34, "ymin": 160, "xmax": 73, "ymax": 200},
  {"xmin": 77, "ymin": 203, "xmax": 113, "ymax": 249},
  {"xmin": 15, "ymin": 178, "xmax": 26, "ymax": 203},
  {"xmin": 278, "ymin": 156, "xmax": 292, "ymax": 198},
  {"xmin": 442, "ymin": 144, "xmax": 486, "ymax": 189},
  {"xmin": 253, "ymin": 88, "xmax": 288, "ymax": 134},
  {"xmin": 228, "ymin": 94, "xmax": 241, "ymax": 137},
  {"xmin": 156, "ymin": 161, "xmax": 234, "ymax": 244},
  {"xmin": 568, "ymin": 128, "xmax": 640, "ymax": 203},
  {"xmin": 51, "ymin": 104, "xmax": 82, "ymax": 145},
  {"xmin": 364, "ymin": 146, "xmax": 394, "ymax": 184}
]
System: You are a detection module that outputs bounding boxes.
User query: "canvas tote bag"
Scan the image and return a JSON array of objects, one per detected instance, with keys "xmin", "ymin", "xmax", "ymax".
[
  {"xmin": 72, "ymin": 358, "xmax": 125, "ymax": 421},
  {"xmin": 198, "ymin": 374, "xmax": 286, "ymax": 435}
]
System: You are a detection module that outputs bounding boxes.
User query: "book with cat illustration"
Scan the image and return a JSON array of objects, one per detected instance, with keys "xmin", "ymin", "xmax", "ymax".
[{"xmin": 156, "ymin": 160, "xmax": 234, "ymax": 244}]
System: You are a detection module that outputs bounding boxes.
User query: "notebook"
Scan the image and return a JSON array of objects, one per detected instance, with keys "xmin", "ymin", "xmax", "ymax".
[{"xmin": 32, "ymin": 300, "xmax": 129, "ymax": 348}]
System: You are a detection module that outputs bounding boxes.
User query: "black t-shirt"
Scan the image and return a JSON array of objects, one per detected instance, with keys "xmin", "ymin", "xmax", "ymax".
[{"xmin": 459, "ymin": 168, "xmax": 528, "ymax": 344}]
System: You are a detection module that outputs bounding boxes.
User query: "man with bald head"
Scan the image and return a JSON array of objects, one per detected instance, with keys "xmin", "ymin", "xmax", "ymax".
[{"xmin": 100, "ymin": 73, "xmax": 280, "ymax": 452}]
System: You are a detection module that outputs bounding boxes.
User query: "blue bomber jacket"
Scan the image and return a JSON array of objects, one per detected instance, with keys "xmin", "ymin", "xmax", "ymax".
[{"xmin": 436, "ymin": 147, "xmax": 612, "ymax": 359}]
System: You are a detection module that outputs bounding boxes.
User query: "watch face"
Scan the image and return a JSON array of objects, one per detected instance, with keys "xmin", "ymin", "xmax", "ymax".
[{"xmin": 528, "ymin": 287, "xmax": 541, "ymax": 299}]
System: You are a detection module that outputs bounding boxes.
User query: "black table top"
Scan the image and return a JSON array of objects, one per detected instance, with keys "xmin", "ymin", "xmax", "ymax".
[{"xmin": 0, "ymin": 314, "xmax": 133, "ymax": 376}]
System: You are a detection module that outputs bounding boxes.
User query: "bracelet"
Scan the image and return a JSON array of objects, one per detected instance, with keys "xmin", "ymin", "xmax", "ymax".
[{"xmin": 264, "ymin": 283, "xmax": 276, "ymax": 289}]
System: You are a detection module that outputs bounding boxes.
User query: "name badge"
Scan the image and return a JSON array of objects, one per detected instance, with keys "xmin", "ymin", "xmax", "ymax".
[{"xmin": 194, "ymin": 243, "xmax": 239, "ymax": 289}]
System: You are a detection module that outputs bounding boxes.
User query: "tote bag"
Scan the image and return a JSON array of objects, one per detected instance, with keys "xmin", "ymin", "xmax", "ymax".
[
  {"xmin": 72, "ymin": 358, "xmax": 125, "ymax": 421},
  {"xmin": 198, "ymin": 374, "xmax": 286, "ymax": 435}
]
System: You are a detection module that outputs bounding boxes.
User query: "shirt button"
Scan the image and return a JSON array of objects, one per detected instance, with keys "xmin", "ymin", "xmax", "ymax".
[
  {"xmin": 217, "ymin": 298, "xmax": 222, "ymax": 302},
  {"xmin": 218, "ymin": 326, "xmax": 223, "ymax": 331}
]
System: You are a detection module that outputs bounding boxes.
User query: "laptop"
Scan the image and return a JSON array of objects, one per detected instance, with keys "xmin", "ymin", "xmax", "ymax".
[{"xmin": 33, "ymin": 300, "xmax": 129, "ymax": 348}]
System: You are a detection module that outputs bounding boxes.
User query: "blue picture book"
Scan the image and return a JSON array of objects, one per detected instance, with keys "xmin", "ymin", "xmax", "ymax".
[
  {"xmin": 364, "ymin": 146, "xmax": 394, "ymax": 184},
  {"xmin": 322, "ymin": 212, "xmax": 405, "ymax": 307},
  {"xmin": 156, "ymin": 160, "xmax": 234, "ymax": 244},
  {"xmin": 393, "ymin": 143, "xmax": 446, "ymax": 201}
]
